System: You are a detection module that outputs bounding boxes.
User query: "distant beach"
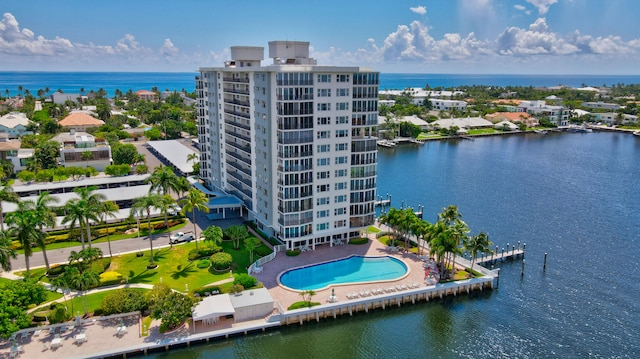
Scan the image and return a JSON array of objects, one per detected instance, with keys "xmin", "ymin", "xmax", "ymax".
[{"xmin": 2, "ymin": 72, "xmax": 640, "ymax": 97}]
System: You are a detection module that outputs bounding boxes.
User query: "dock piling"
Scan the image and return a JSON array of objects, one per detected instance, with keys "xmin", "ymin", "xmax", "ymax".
[
  {"xmin": 543, "ymin": 253, "xmax": 547, "ymax": 271},
  {"xmin": 521, "ymin": 259, "xmax": 525, "ymax": 276}
]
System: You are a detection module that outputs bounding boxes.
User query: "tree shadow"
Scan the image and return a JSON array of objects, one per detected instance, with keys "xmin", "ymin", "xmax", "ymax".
[
  {"xmin": 169, "ymin": 262, "xmax": 197, "ymax": 279},
  {"xmin": 128, "ymin": 268, "xmax": 158, "ymax": 283}
]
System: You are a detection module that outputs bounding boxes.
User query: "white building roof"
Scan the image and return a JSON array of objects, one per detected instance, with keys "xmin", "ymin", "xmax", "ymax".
[
  {"xmin": 431, "ymin": 117, "xmax": 493, "ymax": 129},
  {"xmin": 228, "ymin": 288, "xmax": 273, "ymax": 309},
  {"xmin": 12, "ymin": 174, "xmax": 151, "ymax": 195},
  {"xmin": 494, "ymin": 120, "xmax": 519, "ymax": 130},
  {"xmin": 0, "ymin": 112, "xmax": 30, "ymax": 128},
  {"xmin": 147, "ymin": 140, "xmax": 197, "ymax": 174},
  {"xmin": 192, "ymin": 294, "xmax": 236, "ymax": 321}
]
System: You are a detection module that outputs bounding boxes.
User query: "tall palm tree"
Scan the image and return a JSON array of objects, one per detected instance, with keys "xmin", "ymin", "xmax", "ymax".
[
  {"xmin": 156, "ymin": 194, "xmax": 176, "ymax": 230},
  {"xmin": 179, "ymin": 189, "xmax": 209, "ymax": 250},
  {"xmin": 0, "ymin": 229, "xmax": 16, "ymax": 272},
  {"xmin": 69, "ymin": 267, "xmax": 99, "ymax": 315},
  {"xmin": 186, "ymin": 153, "xmax": 199, "ymax": 174},
  {"xmin": 464, "ymin": 232, "xmax": 493, "ymax": 270},
  {"xmin": 0, "ymin": 185, "xmax": 19, "ymax": 231},
  {"xmin": 131, "ymin": 193, "xmax": 164, "ymax": 266},
  {"xmin": 411, "ymin": 219, "xmax": 432, "ymax": 256},
  {"xmin": 99, "ymin": 201, "xmax": 119, "ymax": 257},
  {"xmin": 69, "ymin": 186, "xmax": 106, "ymax": 248},
  {"xmin": 62, "ymin": 199, "xmax": 88, "ymax": 250},
  {"xmin": 30, "ymin": 192, "xmax": 60, "ymax": 270},
  {"xmin": 175, "ymin": 177, "xmax": 190, "ymax": 200},
  {"xmin": 147, "ymin": 165, "xmax": 180, "ymax": 196},
  {"xmin": 5, "ymin": 202, "xmax": 39, "ymax": 275},
  {"xmin": 51, "ymin": 271, "xmax": 74, "ymax": 315},
  {"xmin": 225, "ymin": 225, "xmax": 248, "ymax": 251},
  {"xmin": 438, "ymin": 205, "xmax": 462, "ymax": 226}
]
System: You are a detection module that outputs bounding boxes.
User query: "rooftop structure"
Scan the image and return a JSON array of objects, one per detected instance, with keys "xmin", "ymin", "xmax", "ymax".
[
  {"xmin": 58, "ymin": 112, "xmax": 105, "ymax": 132},
  {"xmin": 0, "ymin": 112, "xmax": 32, "ymax": 138}
]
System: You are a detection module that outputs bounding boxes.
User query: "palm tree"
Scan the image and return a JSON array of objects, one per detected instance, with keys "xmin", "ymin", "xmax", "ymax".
[
  {"xmin": 300, "ymin": 289, "xmax": 316, "ymax": 307},
  {"xmin": 69, "ymin": 267, "xmax": 99, "ymax": 315},
  {"xmin": 147, "ymin": 165, "xmax": 180, "ymax": 196},
  {"xmin": 244, "ymin": 237, "xmax": 260, "ymax": 263},
  {"xmin": 51, "ymin": 271, "xmax": 74, "ymax": 315},
  {"xmin": 225, "ymin": 225, "xmax": 248, "ymax": 251},
  {"xmin": 5, "ymin": 202, "xmax": 39, "ymax": 275},
  {"xmin": 73, "ymin": 186, "xmax": 107, "ymax": 248},
  {"xmin": 131, "ymin": 193, "xmax": 164, "ymax": 266},
  {"xmin": 0, "ymin": 185, "xmax": 19, "ymax": 231},
  {"xmin": 179, "ymin": 189, "xmax": 209, "ymax": 250},
  {"xmin": 99, "ymin": 201, "xmax": 119, "ymax": 257},
  {"xmin": 438, "ymin": 205, "xmax": 462, "ymax": 226},
  {"xmin": 81, "ymin": 150, "xmax": 93, "ymax": 168},
  {"xmin": 0, "ymin": 229, "xmax": 16, "ymax": 272},
  {"xmin": 156, "ymin": 194, "xmax": 176, "ymax": 230},
  {"xmin": 464, "ymin": 232, "xmax": 493, "ymax": 270},
  {"xmin": 62, "ymin": 199, "xmax": 88, "ymax": 250},
  {"xmin": 30, "ymin": 192, "xmax": 60, "ymax": 270},
  {"xmin": 175, "ymin": 177, "xmax": 190, "ymax": 199},
  {"xmin": 186, "ymin": 153, "xmax": 199, "ymax": 174},
  {"xmin": 411, "ymin": 219, "xmax": 432, "ymax": 256}
]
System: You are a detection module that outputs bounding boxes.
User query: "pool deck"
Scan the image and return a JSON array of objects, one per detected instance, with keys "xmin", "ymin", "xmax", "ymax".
[{"xmin": 255, "ymin": 238, "xmax": 431, "ymax": 309}]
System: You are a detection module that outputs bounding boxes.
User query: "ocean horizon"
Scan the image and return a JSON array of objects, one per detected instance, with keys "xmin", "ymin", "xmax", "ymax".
[{"xmin": 2, "ymin": 71, "xmax": 640, "ymax": 97}]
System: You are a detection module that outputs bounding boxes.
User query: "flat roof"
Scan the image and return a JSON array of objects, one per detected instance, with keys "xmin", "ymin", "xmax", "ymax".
[
  {"xmin": 228, "ymin": 288, "xmax": 273, "ymax": 308},
  {"xmin": 12, "ymin": 174, "xmax": 151, "ymax": 194},
  {"xmin": 147, "ymin": 140, "xmax": 196, "ymax": 174},
  {"xmin": 3, "ymin": 185, "xmax": 151, "ymax": 213}
]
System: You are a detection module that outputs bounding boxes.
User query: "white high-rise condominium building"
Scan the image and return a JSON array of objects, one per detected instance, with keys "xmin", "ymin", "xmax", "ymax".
[{"xmin": 196, "ymin": 41, "xmax": 378, "ymax": 250}]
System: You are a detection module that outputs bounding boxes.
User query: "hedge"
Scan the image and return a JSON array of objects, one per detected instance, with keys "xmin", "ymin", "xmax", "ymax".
[
  {"xmin": 233, "ymin": 274, "xmax": 257, "ymax": 289},
  {"xmin": 99, "ymin": 271, "xmax": 123, "ymax": 286},
  {"xmin": 210, "ymin": 252, "xmax": 233, "ymax": 270}
]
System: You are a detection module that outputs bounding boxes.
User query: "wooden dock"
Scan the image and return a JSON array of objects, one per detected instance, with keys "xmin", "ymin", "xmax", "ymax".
[{"xmin": 473, "ymin": 243, "xmax": 525, "ymax": 265}]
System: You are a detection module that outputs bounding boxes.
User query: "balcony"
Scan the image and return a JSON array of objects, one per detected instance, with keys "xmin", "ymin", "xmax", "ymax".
[
  {"xmin": 225, "ymin": 150, "xmax": 251, "ymax": 165},
  {"xmin": 224, "ymin": 108, "xmax": 251, "ymax": 120},
  {"xmin": 223, "ymin": 76, "xmax": 250, "ymax": 83}
]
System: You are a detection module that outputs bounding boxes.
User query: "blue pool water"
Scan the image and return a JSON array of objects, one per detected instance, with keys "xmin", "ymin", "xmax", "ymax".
[{"xmin": 278, "ymin": 255, "xmax": 408, "ymax": 291}]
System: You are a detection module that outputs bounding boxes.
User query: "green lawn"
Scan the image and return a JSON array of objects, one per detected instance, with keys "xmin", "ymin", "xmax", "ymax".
[
  {"xmin": 467, "ymin": 128, "xmax": 499, "ymax": 135},
  {"xmin": 367, "ymin": 226, "xmax": 381, "ymax": 233},
  {"xmin": 416, "ymin": 132, "xmax": 445, "ymax": 140},
  {"xmin": 35, "ymin": 288, "xmax": 150, "ymax": 317}
]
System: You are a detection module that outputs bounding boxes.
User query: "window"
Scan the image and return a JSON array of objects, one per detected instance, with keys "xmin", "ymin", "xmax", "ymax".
[
  {"xmin": 317, "ymin": 158, "xmax": 330, "ymax": 166},
  {"xmin": 337, "ymin": 102, "xmax": 349, "ymax": 110},
  {"xmin": 317, "ymin": 117, "xmax": 330, "ymax": 125},
  {"xmin": 334, "ymin": 220, "xmax": 347, "ymax": 228},
  {"xmin": 335, "ymin": 129, "xmax": 348, "ymax": 138},
  {"xmin": 317, "ymin": 210, "xmax": 329, "ymax": 218},
  {"xmin": 317, "ymin": 144, "xmax": 330, "ymax": 153},
  {"xmin": 317, "ymin": 103, "xmax": 331, "ymax": 111},
  {"xmin": 317, "ymin": 88, "xmax": 331, "ymax": 97},
  {"xmin": 316, "ymin": 197, "xmax": 330, "ymax": 205},
  {"xmin": 335, "ymin": 169, "xmax": 347, "ymax": 177},
  {"xmin": 337, "ymin": 88, "xmax": 349, "ymax": 97},
  {"xmin": 317, "ymin": 74, "xmax": 331, "ymax": 83},
  {"xmin": 335, "ymin": 182, "xmax": 347, "ymax": 190},
  {"xmin": 317, "ymin": 171, "xmax": 330, "ymax": 179},
  {"xmin": 317, "ymin": 131, "xmax": 330, "ymax": 139},
  {"xmin": 335, "ymin": 143, "xmax": 348, "ymax": 151},
  {"xmin": 335, "ymin": 195, "xmax": 347, "ymax": 203},
  {"xmin": 336, "ymin": 156, "xmax": 348, "ymax": 164},
  {"xmin": 334, "ymin": 207, "xmax": 346, "ymax": 215},
  {"xmin": 336, "ymin": 74, "xmax": 350, "ymax": 82},
  {"xmin": 316, "ymin": 222, "xmax": 329, "ymax": 231},
  {"xmin": 317, "ymin": 184, "xmax": 330, "ymax": 192},
  {"xmin": 336, "ymin": 116, "xmax": 348, "ymax": 124}
]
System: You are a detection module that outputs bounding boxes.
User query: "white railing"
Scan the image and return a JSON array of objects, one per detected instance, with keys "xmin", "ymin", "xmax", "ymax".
[{"xmin": 248, "ymin": 245, "xmax": 286, "ymax": 274}]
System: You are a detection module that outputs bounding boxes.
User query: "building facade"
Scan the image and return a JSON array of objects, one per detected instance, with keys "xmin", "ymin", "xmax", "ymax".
[
  {"xmin": 52, "ymin": 131, "xmax": 112, "ymax": 171},
  {"xmin": 197, "ymin": 41, "xmax": 379, "ymax": 250}
]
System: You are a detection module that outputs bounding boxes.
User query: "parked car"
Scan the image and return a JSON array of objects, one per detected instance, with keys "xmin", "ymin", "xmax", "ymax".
[
  {"xmin": 169, "ymin": 231, "xmax": 194, "ymax": 244},
  {"xmin": 168, "ymin": 205, "xmax": 182, "ymax": 216}
]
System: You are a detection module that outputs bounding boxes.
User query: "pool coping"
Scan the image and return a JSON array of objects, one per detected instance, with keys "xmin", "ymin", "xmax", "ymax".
[{"xmin": 276, "ymin": 254, "xmax": 411, "ymax": 292}]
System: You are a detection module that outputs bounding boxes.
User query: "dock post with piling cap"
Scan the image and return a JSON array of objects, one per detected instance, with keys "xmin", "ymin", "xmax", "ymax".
[
  {"xmin": 521, "ymin": 259, "xmax": 525, "ymax": 276},
  {"xmin": 543, "ymin": 253, "xmax": 547, "ymax": 271}
]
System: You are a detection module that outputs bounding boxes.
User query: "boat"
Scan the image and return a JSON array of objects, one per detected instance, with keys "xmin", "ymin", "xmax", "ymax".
[
  {"xmin": 570, "ymin": 123, "xmax": 593, "ymax": 133},
  {"xmin": 533, "ymin": 129, "xmax": 548, "ymax": 134},
  {"xmin": 633, "ymin": 131, "xmax": 640, "ymax": 137},
  {"xmin": 377, "ymin": 140, "xmax": 397, "ymax": 148}
]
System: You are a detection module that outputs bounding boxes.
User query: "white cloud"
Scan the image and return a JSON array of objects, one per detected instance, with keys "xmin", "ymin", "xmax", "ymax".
[
  {"xmin": 514, "ymin": 4, "xmax": 532, "ymax": 15},
  {"xmin": 160, "ymin": 38, "xmax": 179, "ymax": 56},
  {"xmin": 525, "ymin": 0, "xmax": 558, "ymax": 15},
  {"xmin": 410, "ymin": 6, "xmax": 427, "ymax": 15},
  {"xmin": 496, "ymin": 18, "xmax": 578, "ymax": 55}
]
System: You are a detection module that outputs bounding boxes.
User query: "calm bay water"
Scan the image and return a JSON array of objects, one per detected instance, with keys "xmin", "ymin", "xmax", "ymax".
[
  {"xmin": 3, "ymin": 72, "xmax": 640, "ymax": 97},
  {"xmin": 151, "ymin": 132, "xmax": 640, "ymax": 358}
]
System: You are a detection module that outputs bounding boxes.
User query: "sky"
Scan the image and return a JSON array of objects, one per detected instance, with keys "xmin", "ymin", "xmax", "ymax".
[{"xmin": 1, "ymin": 0, "xmax": 640, "ymax": 74}]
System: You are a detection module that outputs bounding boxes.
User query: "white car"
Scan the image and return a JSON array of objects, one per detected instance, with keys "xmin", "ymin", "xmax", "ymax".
[
  {"xmin": 169, "ymin": 231, "xmax": 194, "ymax": 244},
  {"xmin": 170, "ymin": 232, "xmax": 184, "ymax": 242}
]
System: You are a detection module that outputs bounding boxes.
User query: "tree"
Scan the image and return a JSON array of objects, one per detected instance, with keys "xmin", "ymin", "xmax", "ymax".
[
  {"xmin": 0, "ymin": 230, "xmax": 16, "ymax": 272},
  {"xmin": 464, "ymin": 232, "xmax": 493, "ymax": 270},
  {"xmin": 148, "ymin": 283, "xmax": 194, "ymax": 333},
  {"xmin": 224, "ymin": 225, "xmax": 249, "ymax": 251},
  {"xmin": 111, "ymin": 143, "xmax": 139, "ymax": 165},
  {"xmin": 202, "ymin": 225, "xmax": 223, "ymax": 249},
  {"xmin": 63, "ymin": 186, "xmax": 105, "ymax": 249},
  {"xmin": 244, "ymin": 237, "xmax": 260, "ymax": 263},
  {"xmin": 30, "ymin": 192, "xmax": 60, "ymax": 270},
  {"xmin": 0, "ymin": 185, "xmax": 19, "ymax": 231},
  {"xmin": 156, "ymin": 194, "xmax": 176, "ymax": 230},
  {"xmin": 51, "ymin": 271, "xmax": 74, "ymax": 316},
  {"xmin": 5, "ymin": 202, "xmax": 41, "ymax": 275},
  {"xmin": 99, "ymin": 201, "xmax": 119, "ymax": 257},
  {"xmin": 131, "ymin": 193, "xmax": 164, "ymax": 266},
  {"xmin": 29, "ymin": 140, "xmax": 59, "ymax": 171},
  {"xmin": 299, "ymin": 289, "xmax": 316, "ymax": 307},
  {"xmin": 187, "ymin": 153, "xmax": 199, "ymax": 174},
  {"xmin": 69, "ymin": 267, "xmax": 99, "ymax": 315},
  {"xmin": 147, "ymin": 165, "xmax": 180, "ymax": 196},
  {"xmin": 179, "ymin": 188, "xmax": 209, "ymax": 250},
  {"xmin": 81, "ymin": 150, "xmax": 93, "ymax": 168},
  {"xmin": 0, "ymin": 279, "xmax": 46, "ymax": 339},
  {"xmin": 101, "ymin": 288, "xmax": 149, "ymax": 315}
]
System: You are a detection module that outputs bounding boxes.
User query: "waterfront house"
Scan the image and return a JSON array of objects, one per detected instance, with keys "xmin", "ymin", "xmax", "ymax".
[
  {"xmin": 485, "ymin": 112, "xmax": 538, "ymax": 128},
  {"xmin": 0, "ymin": 136, "xmax": 33, "ymax": 173},
  {"xmin": 517, "ymin": 100, "xmax": 570, "ymax": 126},
  {"xmin": 0, "ymin": 112, "xmax": 32, "ymax": 138},
  {"xmin": 493, "ymin": 120, "xmax": 519, "ymax": 131},
  {"xmin": 430, "ymin": 116, "xmax": 493, "ymax": 131},
  {"xmin": 592, "ymin": 112, "xmax": 638, "ymax": 125}
]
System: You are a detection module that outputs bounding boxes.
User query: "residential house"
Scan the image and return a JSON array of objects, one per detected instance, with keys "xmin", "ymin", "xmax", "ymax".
[
  {"xmin": 51, "ymin": 91, "xmax": 81, "ymax": 105},
  {"xmin": 429, "ymin": 99, "xmax": 468, "ymax": 111},
  {"xmin": 485, "ymin": 112, "xmax": 538, "ymax": 128},
  {"xmin": 592, "ymin": 112, "xmax": 638, "ymax": 125},
  {"xmin": 430, "ymin": 116, "xmax": 493, "ymax": 131},
  {"xmin": 52, "ymin": 131, "xmax": 112, "ymax": 171},
  {"xmin": 58, "ymin": 112, "xmax": 105, "ymax": 132},
  {"xmin": 0, "ymin": 135, "xmax": 33, "ymax": 173},
  {"xmin": 135, "ymin": 90, "xmax": 158, "ymax": 102},
  {"xmin": 518, "ymin": 100, "xmax": 570, "ymax": 126},
  {"xmin": 0, "ymin": 112, "xmax": 32, "ymax": 138},
  {"xmin": 581, "ymin": 101, "xmax": 621, "ymax": 111}
]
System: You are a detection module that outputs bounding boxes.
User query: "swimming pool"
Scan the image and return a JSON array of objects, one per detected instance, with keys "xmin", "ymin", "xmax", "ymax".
[{"xmin": 278, "ymin": 255, "xmax": 408, "ymax": 291}]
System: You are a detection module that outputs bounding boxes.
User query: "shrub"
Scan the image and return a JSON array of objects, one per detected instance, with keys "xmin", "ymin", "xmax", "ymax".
[
  {"xmin": 288, "ymin": 301, "xmax": 321, "ymax": 310},
  {"xmin": 267, "ymin": 237, "xmax": 282, "ymax": 246},
  {"xmin": 46, "ymin": 264, "xmax": 67, "ymax": 277},
  {"xmin": 193, "ymin": 286, "xmax": 221, "ymax": 296},
  {"xmin": 101, "ymin": 288, "xmax": 149, "ymax": 315},
  {"xmin": 349, "ymin": 237, "xmax": 369, "ymax": 245},
  {"xmin": 99, "ymin": 271, "xmax": 123, "ymax": 286},
  {"xmin": 188, "ymin": 247, "xmax": 222, "ymax": 261},
  {"xmin": 210, "ymin": 252, "xmax": 233, "ymax": 270},
  {"xmin": 48, "ymin": 304, "xmax": 71, "ymax": 324},
  {"xmin": 286, "ymin": 249, "xmax": 301, "ymax": 256},
  {"xmin": 196, "ymin": 259, "xmax": 211, "ymax": 269},
  {"xmin": 254, "ymin": 245, "xmax": 273, "ymax": 257},
  {"xmin": 229, "ymin": 284, "xmax": 244, "ymax": 294},
  {"xmin": 233, "ymin": 274, "xmax": 257, "ymax": 289}
]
